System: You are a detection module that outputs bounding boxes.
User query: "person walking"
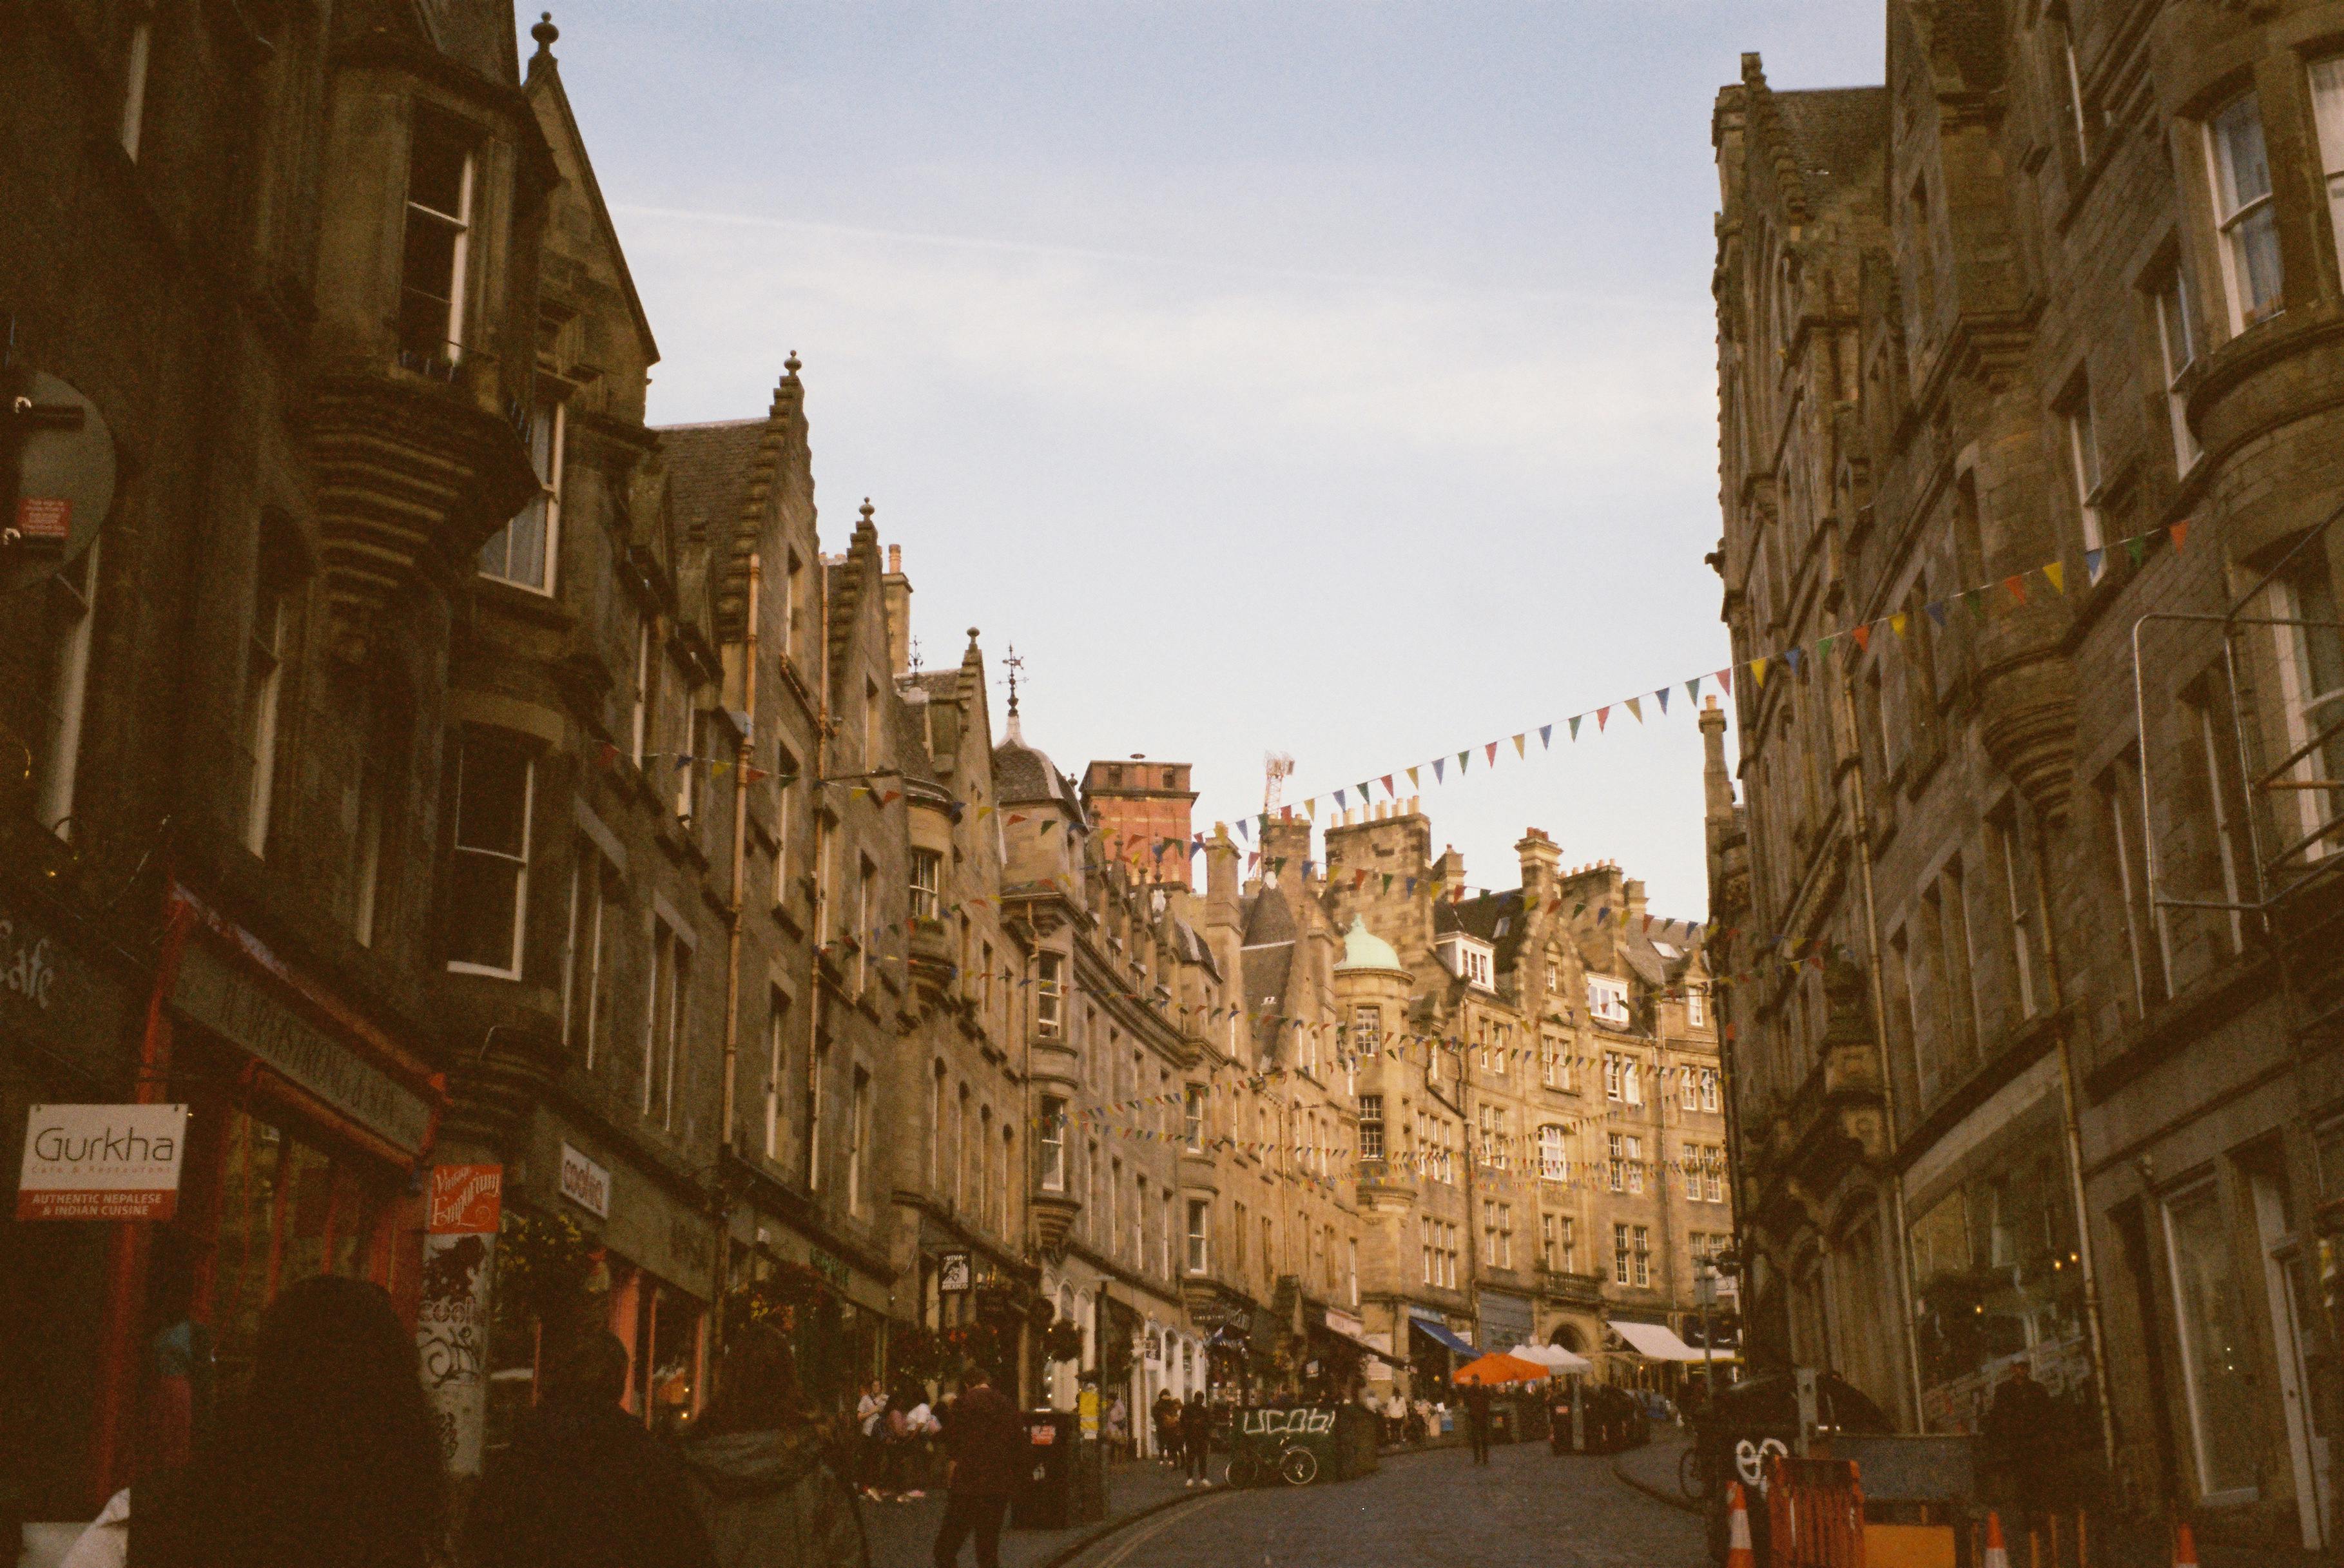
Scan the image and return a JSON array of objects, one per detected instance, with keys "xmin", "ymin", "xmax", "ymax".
[
  {"xmin": 680, "ymin": 1323, "xmax": 868, "ymax": 1568},
  {"xmin": 1980, "ymin": 1362, "xmax": 2060, "ymax": 1527},
  {"xmin": 1152, "ymin": 1390, "xmax": 1181, "ymax": 1468},
  {"xmin": 1179, "ymin": 1393, "xmax": 1213, "ymax": 1487},
  {"xmin": 1462, "ymin": 1381, "xmax": 1493, "ymax": 1466},
  {"xmin": 60, "ymin": 1275, "xmax": 445, "ymax": 1568},
  {"xmin": 1106, "ymin": 1393, "xmax": 1129, "ymax": 1460},
  {"xmin": 855, "ymin": 1380, "xmax": 892, "ymax": 1502},
  {"xmin": 465, "ymin": 1329, "xmax": 716, "ymax": 1568},
  {"xmin": 932, "ymin": 1365, "xmax": 1022, "ymax": 1568}
]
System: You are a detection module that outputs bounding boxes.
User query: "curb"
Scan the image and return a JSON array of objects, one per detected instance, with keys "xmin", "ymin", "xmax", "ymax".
[
  {"xmin": 1031, "ymin": 1485, "xmax": 1228, "ymax": 1568},
  {"xmin": 1611, "ymin": 1449, "xmax": 1702, "ymax": 1516}
]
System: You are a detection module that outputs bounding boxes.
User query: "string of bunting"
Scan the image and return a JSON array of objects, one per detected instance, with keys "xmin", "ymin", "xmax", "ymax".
[{"xmin": 1221, "ymin": 521, "xmax": 2189, "ymax": 838}]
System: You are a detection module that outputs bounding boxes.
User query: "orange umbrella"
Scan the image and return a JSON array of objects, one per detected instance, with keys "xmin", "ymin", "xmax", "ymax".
[{"xmin": 1451, "ymin": 1351, "xmax": 1549, "ymax": 1385}]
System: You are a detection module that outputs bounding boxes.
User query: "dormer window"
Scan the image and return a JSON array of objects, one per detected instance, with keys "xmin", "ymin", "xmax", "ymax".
[
  {"xmin": 1587, "ymin": 974, "xmax": 1629, "ymax": 1027},
  {"xmin": 1439, "ymin": 936, "xmax": 1494, "ymax": 989},
  {"xmin": 399, "ymin": 111, "xmax": 476, "ymax": 369}
]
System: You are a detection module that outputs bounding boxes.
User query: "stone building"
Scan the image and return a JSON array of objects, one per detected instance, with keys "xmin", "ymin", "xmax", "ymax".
[
  {"xmin": 1711, "ymin": 8, "xmax": 2344, "ymax": 1555},
  {"xmin": 1321, "ymin": 806, "xmax": 1725, "ymax": 1397}
]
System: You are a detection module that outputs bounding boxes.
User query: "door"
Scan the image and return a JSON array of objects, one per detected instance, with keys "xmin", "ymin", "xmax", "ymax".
[{"xmin": 2254, "ymin": 1169, "xmax": 2328, "ymax": 1549}]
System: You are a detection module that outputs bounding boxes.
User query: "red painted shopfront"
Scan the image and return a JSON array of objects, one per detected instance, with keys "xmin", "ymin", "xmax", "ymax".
[{"xmin": 90, "ymin": 883, "xmax": 446, "ymax": 1500}]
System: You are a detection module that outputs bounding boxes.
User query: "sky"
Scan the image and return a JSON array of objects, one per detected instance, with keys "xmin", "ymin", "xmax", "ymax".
[{"xmin": 543, "ymin": 1, "xmax": 1886, "ymax": 921}]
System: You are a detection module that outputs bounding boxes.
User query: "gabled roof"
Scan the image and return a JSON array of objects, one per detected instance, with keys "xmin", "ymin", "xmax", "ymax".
[
  {"xmin": 660, "ymin": 421, "xmax": 764, "ymax": 546},
  {"xmin": 525, "ymin": 38, "xmax": 660, "ymax": 363}
]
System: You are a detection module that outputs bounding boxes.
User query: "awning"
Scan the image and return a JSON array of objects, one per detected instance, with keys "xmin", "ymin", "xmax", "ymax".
[
  {"xmin": 1410, "ymin": 1317, "xmax": 1476, "ymax": 1355},
  {"xmin": 1311, "ymin": 1314, "xmax": 1386, "ymax": 1361},
  {"xmin": 1511, "ymin": 1342, "xmax": 1595, "ymax": 1375},
  {"xmin": 1609, "ymin": 1319, "xmax": 1718, "ymax": 1362}
]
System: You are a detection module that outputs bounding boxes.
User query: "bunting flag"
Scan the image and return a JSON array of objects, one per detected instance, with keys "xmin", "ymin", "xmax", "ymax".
[
  {"xmin": 1539, "ymin": 724, "xmax": 1553, "ymax": 749},
  {"xmin": 1625, "ymin": 697, "xmax": 1642, "ymax": 723},
  {"xmin": 2042, "ymin": 561, "xmax": 2065, "ymax": 595}
]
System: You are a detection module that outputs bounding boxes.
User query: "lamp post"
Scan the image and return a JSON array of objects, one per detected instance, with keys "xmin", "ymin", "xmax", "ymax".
[{"xmin": 1696, "ymin": 1262, "xmax": 1718, "ymax": 1404}]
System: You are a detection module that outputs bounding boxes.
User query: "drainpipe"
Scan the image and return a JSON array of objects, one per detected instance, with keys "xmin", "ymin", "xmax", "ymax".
[
  {"xmin": 1837, "ymin": 673, "xmax": 1929, "ymax": 1433},
  {"xmin": 2028, "ymin": 815, "xmax": 2120, "ymax": 1472}
]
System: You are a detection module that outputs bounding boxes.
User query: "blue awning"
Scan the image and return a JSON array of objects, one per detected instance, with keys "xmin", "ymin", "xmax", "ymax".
[{"xmin": 1410, "ymin": 1317, "xmax": 1475, "ymax": 1355}]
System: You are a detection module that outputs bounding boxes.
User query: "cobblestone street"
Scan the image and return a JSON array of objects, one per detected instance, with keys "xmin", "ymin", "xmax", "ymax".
[{"xmin": 1058, "ymin": 1444, "xmax": 1703, "ymax": 1568}]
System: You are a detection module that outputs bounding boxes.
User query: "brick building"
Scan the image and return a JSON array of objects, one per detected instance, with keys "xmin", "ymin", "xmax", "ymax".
[{"xmin": 1710, "ymin": 8, "xmax": 2344, "ymax": 1556}]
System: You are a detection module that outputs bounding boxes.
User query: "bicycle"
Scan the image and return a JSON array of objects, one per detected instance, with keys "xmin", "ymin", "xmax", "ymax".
[
  {"xmin": 1223, "ymin": 1445, "xmax": 1319, "ymax": 1487},
  {"xmin": 1678, "ymin": 1445, "xmax": 1711, "ymax": 1502}
]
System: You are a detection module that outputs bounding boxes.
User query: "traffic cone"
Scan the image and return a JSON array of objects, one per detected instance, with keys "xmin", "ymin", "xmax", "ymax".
[
  {"xmin": 2173, "ymin": 1520, "xmax": 2200, "ymax": 1568},
  {"xmin": 1723, "ymin": 1481, "xmax": 1755, "ymax": 1568},
  {"xmin": 1982, "ymin": 1511, "xmax": 2010, "ymax": 1568}
]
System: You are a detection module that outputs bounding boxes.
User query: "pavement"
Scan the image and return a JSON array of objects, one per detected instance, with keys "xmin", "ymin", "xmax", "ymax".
[
  {"xmin": 1023, "ymin": 1439, "xmax": 1699, "ymax": 1568},
  {"xmin": 860, "ymin": 1453, "xmax": 1217, "ymax": 1568},
  {"xmin": 1609, "ymin": 1428, "xmax": 1700, "ymax": 1514}
]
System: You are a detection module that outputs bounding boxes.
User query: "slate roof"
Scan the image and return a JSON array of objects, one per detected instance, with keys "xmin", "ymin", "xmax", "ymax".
[
  {"xmin": 1242, "ymin": 944, "xmax": 1293, "ymax": 1016},
  {"xmin": 992, "ymin": 731, "xmax": 1080, "ymax": 811},
  {"xmin": 657, "ymin": 420, "xmax": 765, "ymax": 545}
]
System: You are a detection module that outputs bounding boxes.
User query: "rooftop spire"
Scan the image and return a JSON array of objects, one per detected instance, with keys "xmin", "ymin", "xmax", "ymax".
[{"xmin": 1002, "ymin": 643, "xmax": 1024, "ymax": 741}]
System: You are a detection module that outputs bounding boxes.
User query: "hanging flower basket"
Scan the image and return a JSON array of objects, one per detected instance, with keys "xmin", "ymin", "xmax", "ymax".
[
  {"xmin": 1044, "ymin": 1318, "xmax": 1084, "ymax": 1364},
  {"xmin": 496, "ymin": 1208, "xmax": 601, "ymax": 1337}
]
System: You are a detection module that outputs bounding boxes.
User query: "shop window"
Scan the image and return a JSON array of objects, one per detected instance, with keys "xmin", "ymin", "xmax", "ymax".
[
  {"xmin": 2164, "ymin": 1179, "xmax": 2260, "ymax": 1500},
  {"xmin": 398, "ymin": 111, "xmax": 474, "ymax": 368},
  {"xmin": 447, "ymin": 727, "xmax": 534, "ymax": 977},
  {"xmin": 479, "ymin": 402, "xmax": 563, "ymax": 592}
]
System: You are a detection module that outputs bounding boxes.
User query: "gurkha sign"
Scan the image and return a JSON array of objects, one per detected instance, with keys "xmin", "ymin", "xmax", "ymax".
[{"xmin": 17, "ymin": 1104, "xmax": 188, "ymax": 1220}]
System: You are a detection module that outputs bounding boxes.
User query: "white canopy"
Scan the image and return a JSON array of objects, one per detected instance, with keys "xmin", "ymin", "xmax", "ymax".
[
  {"xmin": 1509, "ymin": 1342, "xmax": 1595, "ymax": 1375},
  {"xmin": 1608, "ymin": 1320, "xmax": 1715, "ymax": 1363}
]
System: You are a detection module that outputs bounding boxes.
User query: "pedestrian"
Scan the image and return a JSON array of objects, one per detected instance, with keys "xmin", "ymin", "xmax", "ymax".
[
  {"xmin": 1106, "ymin": 1393, "xmax": 1128, "ymax": 1458},
  {"xmin": 900, "ymin": 1391, "xmax": 940, "ymax": 1498},
  {"xmin": 1179, "ymin": 1393, "xmax": 1212, "ymax": 1487},
  {"xmin": 1980, "ymin": 1362, "xmax": 2060, "ymax": 1525},
  {"xmin": 465, "ymin": 1329, "xmax": 717, "ymax": 1568},
  {"xmin": 855, "ymin": 1380, "xmax": 891, "ymax": 1502},
  {"xmin": 1152, "ymin": 1389, "xmax": 1181, "ymax": 1467},
  {"xmin": 60, "ymin": 1275, "xmax": 445, "ymax": 1568},
  {"xmin": 932, "ymin": 1365, "xmax": 1022, "ymax": 1568},
  {"xmin": 1462, "ymin": 1381, "xmax": 1493, "ymax": 1465},
  {"xmin": 679, "ymin": 1322, "xmax": 867, "ymax": 1568}
]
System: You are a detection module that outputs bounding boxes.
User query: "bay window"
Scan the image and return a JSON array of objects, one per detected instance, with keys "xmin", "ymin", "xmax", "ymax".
[
  {"xmin": 398, "ymin": 112, "xmax": 474, "ymax": 367},
  {"xmin": 479, "ymin": 403, "xmax": 563, "ymax": 592},
  {"xmin": 2207, "ymin": 93, "xmax": 2283, "ymax": 329}
]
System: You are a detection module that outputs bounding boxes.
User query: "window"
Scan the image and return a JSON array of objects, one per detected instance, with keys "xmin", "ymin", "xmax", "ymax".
[
  {"xmin": 1937, "ymin": 860, "xmax": 1981, "ymax": 1074},
  {"xmin": 562, "ymin": 841, "xmax": 614, "ymax": 1066},
  {"xmin": 447, "ymin": 728, "xmax": 534, "ymax": 976},
  {"xmin": 2101, "ymin": 749, "xmax": 2171, "ymax": 1013},
  {"xmin": 630, "ymin": 617, "xmax": 655, "ymax": 766},
  {"xmin": 1542, "ymin": 1035, "xmax": 1569, "ymax": 1089},
  {"xmin": 30, "ymin": 536, "xmax": 101, "ymax": 838},
  {"xmin": 1446, "ymin": 1223, "xmax": 1460, "ymax": 1288},
  {"xmin": 848, "ymin": 1068, "xmax": 871, "ymax": 1214},
  {"xmin": 2061, "ymin": 380, "xmax": 2104, "ymax": 551},
  {"xmin": 1185, "ymin": 1084, "xmax": 1205, "ymax": 1150},
  {"xmin": 1614, "ymin": 1223, "xmax": 1631, "ymax": 1286},
  {"xmin": 770, "ymin": 748, "xmax": 795, "ymax": 907},
  {"xmin": 2269, "ymin": 565, "xmax": 2344, "ymax": 864},
  {"xmin": 2193, "ymin": 692, "xmax": 2248, "ymax": 955},
  {"xmin": 764, "ymin": 992, "xmax": 789, "ymax": 1160},
  {"xmin": 1498, "ymin": 1204, "xmax": 1514, "ymax": 1269},
  {"xmin": 1626, "ymin": 1135, "xmax": 1645, "ymax": 1195},
  {"xmin": 2058, "ymin": 26, "xmax": 2094, "ymax": 163},
  {"xmin": 863, "ymin": 677, "xmax": 880, "ymax": 768},
  {"xmin": 808, "ymin": 1041, "xmax": 828, "ymax": 1190},
  {"xmin": 1991, "ymin": 808, "xmax": 2044, "ymax": 1019},
  {"xmin": 1587, "ymin": 974, "xmax": 1630, "ymax": 1025},
  {"xmin": 1681, "ymin": 1066, "xmax": 1701, "ymax": 1111},
  {"xmin": 673, "ymin": 706, "xmax": 703, "ymax": 823},
  {"xmin": 1541, "ymin": 1212, "xmax": 1558, "ymax": 1268},
  {"xmin": 2207, "ymin": 93, "xmax": 2283, "ymax": 330},
  {"xmin": 1560, "ymin": 1215, "xmax": 1577, "ymax": 1272},
  {"xmin": 909, "ymin": 848, "xmax": 942, "ymax": 921},
  {"xmin": 1353, "ymin": 1004, "xmax": 1381, "ymax": 1053},
  {"xmin": 642, "ymin": 920, "xmax": 687, "ymax": 1128},
  {"xmin": 1545, "ymin": 954, "xmax": 1562, "ymax": 992},
  {"xmin": 1479, "ymin": 1105, "xmax": 1496, "ymax": 1168},
  {"xmin": 1359, "ymin": 1094, "xmax": 1383, "ymax": 1160},
  {"xmin": 1623, "ymin": 1059, "xmax": 1643, "ymax": 1107},
  {"xmin": 1422, "ymin": 1217, "xmax": 1433, "ymax": 1286},
  {"xmin": 856, "ymin": 857, "xmax": 875, "ymax": 994},
  {"xmin": 1187, "ymin": 1198, "xmax": 1208, "ymax": 1274},
  {"xmin": 1609, "ymin": 1132, "xmax": 1626, "ymax": 1192},
  {"xmin": 1349, "ymin": 1237, "xmax": 1359, "ymax": 1306},
  {"xmin": 1540, "ymin": 1125, "xmax": 1567, "ymax": 1182},
  {"xmin": 241, "ymin": 583, "xmax": 285, "ymax": 855},
  {"xmin": 480, "ymin": 403, "xmax": 563, "ymax": 591},
  {"xmin": 1036, "ymin": 951, "xmax": 1063, "ymax": 1036},
  {"xmin": 1687, "ymin": 985, "xmax": 1706, "ymax": 1028},
  {"xmin": 2153, "ymin": 266, "xmax": 2202, "ymax": 470},
  {"xmin": 1605, "ymin": 1054, "xmax": 1623, "ymax": 1101},
  {"xmin": 1707, "ymin": 1148, "xmax": 1725, "ymax": 1204},
  {"xmin": 398, "ymin": 113, "xmax": 474, "ymax": 365},
  {"xmin": 1039, "ymin": 1096, "xmax": 1067, "ymax": 1192},
  {"xmin": 119, "ymin": 14, "xmax": 151, "ymax": 158},
  {"xmin": 2165, "ymin": 1181, "xmax": 2260, "ymax": 1499},
  {"xmin": 2314, "ymin": 59, "xmax": 2344, "ymax": 276}
]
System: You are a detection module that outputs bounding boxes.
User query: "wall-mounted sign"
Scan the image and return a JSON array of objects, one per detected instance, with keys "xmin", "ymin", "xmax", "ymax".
[
  {"xmin": 171, "ymin": 941, "xmax": 433, "ymax": 1155},
  {"xmin": 558, "ymin": 1142, "xmax": 610, "ymax": 1217},
  {"xmin": 938, "ymin": 1250, "xmax": 971, "ymax": 1293},
  {"xmin": 427, "ymin": 1165, "xmax": 503, "ymax": 1235},
  {"xmin": 3, "ymin": 371, "xmax": 116, "ymax": 595},
  {"xmin": 17, "ymin": 1104, "xmax": 187, "ymax": 1220}
]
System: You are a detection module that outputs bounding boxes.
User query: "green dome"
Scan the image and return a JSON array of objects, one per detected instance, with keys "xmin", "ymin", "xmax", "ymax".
[{"xmin": 1336, "ymin": 916, "xmax": 1404, "ymax": 973}]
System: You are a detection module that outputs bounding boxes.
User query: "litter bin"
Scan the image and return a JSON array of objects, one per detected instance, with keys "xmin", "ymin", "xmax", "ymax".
[{"xmin": 1012, "ymin": 1409, "xmax": 1078, "ymax": 1529}]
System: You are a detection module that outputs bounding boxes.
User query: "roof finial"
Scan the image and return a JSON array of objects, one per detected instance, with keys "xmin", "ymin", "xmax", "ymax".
[
  {"xmin": 1002, "ymin": 643, "xmax": 1025, "ymax": 741},
  {"xmin": 530, "ymin": 12, "xmax": 559, "ymax": 60},
  {"xmin": 784, "ymin": 349, "xmax": 802, "ymax": 379}
]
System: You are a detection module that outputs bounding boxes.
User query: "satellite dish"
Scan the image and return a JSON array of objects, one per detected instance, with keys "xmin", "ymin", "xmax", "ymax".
[{"xmin": 5, "ymin": 371, "xmax": 115, "ymax": 595}]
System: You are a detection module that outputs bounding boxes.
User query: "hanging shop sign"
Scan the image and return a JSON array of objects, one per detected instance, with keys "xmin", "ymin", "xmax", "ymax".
[
  {"xmin": 559, "ymin": 1142, "xmax": 610, "ymax": 1218},
  {"xmin": 17, "ymin": 1103, "xmax": 188, "ymax": 1220},
  {"xmin": 3, "ymin": 370, "xmax": 117, "ymax": 595},
  {"xmin": 428, "ymin": 1164, "xmax": 503, "ymax": 1235},
  {"xmin": 938, "ymin": 1250, "xmax": 972, "ymax": 1293},
  {"xmin": 170, "ymin": 940, "xmax": 434, "ymax": 1156}
]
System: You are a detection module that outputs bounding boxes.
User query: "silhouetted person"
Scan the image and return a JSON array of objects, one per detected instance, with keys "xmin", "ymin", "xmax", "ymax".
[
  {"xmin": 932, "ymin": 1366, "xmax": 1022, "ymax": 1568},
  {"xmin": 681, "ymin": 1324, "xmax": 867, "ymax": 1568},
  {"xmin": 465, "ymin": 1330, "xmax": 716, "ymax": 1568},
  {"xmin": 1462, "ymin": 1382, "xmax": 1493, "ymax": 1464},
  {"xmin": 61, "ymin": 1275, "xmax": 445, "ymax": 1568},
  {"xmin": 1981, "ymin": 1363, "xmax": 2060, "ymax": 1522},
  {"xmin": 1181, "ymin": 1392, "xmax": 1213, "ymax": 1485}
]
